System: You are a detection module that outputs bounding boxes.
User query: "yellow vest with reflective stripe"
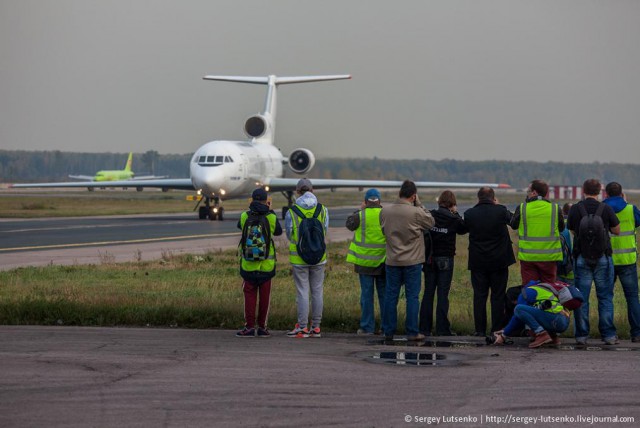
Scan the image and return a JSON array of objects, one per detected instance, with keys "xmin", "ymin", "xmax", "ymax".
[
  {"xmin": 611, "ymin": 204, "xmax": 637, "ymax": 265},
  {"xmin": 346, "ymin": 208, "xmax": 386, "ymax": 267},
  {"xmin": 518, "ymin": 200, "xmax": 562, "ymax": 262},
  {"xmin": 289, "ymin": 204, "xmax": 328, "ymax": 265},
  {"xmin": 531, "ymin": 285, "xmax": 564, "ymax": 314},
  {"xmin": 239, "ymin": 211, "xmax": 278, "ymax": 273}
]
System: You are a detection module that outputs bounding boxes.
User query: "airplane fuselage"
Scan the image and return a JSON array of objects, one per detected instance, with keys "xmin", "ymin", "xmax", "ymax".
[
  {"xmin": 94, "ymin": 170, "xmax": 135, "ymax": 182},
  {"xmin": 189, "ymin": 140, "xmax": 284, "ymax": 199}
]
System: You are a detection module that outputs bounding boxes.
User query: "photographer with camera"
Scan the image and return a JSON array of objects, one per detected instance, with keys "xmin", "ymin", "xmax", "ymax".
[{"xmin": 493, "ymin": 281, "xmax": 570, "ymax": 348}]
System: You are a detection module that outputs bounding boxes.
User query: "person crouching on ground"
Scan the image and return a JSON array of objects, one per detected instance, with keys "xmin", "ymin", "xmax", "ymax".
[
  {"xmin": 493, "ymin": 282, "xmax": 570, "ymax": 348},
  {"xmin": 346, "ymin": 188, "xmax": 386, "ymax": 335},
  {"xmin": 236, "ymin": 188, "xmax": 283, "ymax": 337}
]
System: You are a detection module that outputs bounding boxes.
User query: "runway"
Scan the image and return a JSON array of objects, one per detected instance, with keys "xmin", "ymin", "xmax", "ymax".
[{"xmin": 0, "ymin": 208, "xmax": 357, "ymax": 270}]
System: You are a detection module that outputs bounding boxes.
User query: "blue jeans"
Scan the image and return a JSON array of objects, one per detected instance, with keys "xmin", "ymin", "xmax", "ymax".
[
  {"xmin": 573, "ymin": 255, "xmax": 616, "ymax": 340},
  {"xmin": 383, "ymin": 264, "xmax": 422, "ymax": 337},
  {"xmin": 359, "ymin": 273, "xmax": 386, "ymax": 333},
  {"xmin": 614, "ymin": 263, "xmax": 640, "ymax": 338},
  {"xmin": 420, "ymin": 257, "xmax": 454, "ymax": 335},
  {"xmin": 511, "ymin": 305, "xmax": 569, "ymax": 335}
]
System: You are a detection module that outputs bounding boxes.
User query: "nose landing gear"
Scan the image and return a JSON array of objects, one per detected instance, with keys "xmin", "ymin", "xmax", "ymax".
[{"xmin": 195, "ymin": 196, "xmax": 225, "ymax": 221}]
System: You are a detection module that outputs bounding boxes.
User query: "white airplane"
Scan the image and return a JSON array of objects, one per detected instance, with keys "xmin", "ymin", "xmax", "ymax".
[{"xmin": 12, "ymin": 74, "xmax": 509, "ymax": 220}]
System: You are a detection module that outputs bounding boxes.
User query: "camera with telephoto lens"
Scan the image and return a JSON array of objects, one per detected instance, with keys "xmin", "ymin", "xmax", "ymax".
[{"xmin": 537, "ymin": 300, "xmax": 552, "ymax": 310}]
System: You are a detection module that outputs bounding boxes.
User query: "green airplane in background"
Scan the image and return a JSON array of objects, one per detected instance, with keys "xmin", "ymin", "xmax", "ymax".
[{"xmin": 68, "ymin": 152, "xmax": 166, "ymax": 182}]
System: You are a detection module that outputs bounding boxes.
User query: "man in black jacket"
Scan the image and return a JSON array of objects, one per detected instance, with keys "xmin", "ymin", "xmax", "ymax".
[{"xmin": 464, "ymin": 187, "xmax": 516, "ymax": 336}]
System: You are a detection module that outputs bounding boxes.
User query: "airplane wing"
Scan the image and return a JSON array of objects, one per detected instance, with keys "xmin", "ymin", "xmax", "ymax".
[
  {"xmin": 265, "ymin": 178, "xmax": 510, "ymax": 191},
  {"xmin": 68, "ymin": 175, "xmax": 95, "ymax": 180},
  {"xmin": 131, "ymin": 175, "xmax": 169, "ymax": 180},
  {"xmin": 11, "ymin": 178, "xmax": 195, "ymax": 191}
]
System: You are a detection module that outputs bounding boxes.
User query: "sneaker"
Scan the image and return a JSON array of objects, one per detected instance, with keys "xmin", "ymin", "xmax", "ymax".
[
  {"xmin": 235, "ymin": 327, "xmax": 255, "ymax": 337},
  {"xmin": 286, "ymin": 323, "xmax": 309, "ymax": 338},
  {"xmin": 473, "ymin": 332, "xmax": 486, "ymax": 337},
  {"xmin": 257, "ymin": 327, "xmax": 271, "ymax": 338},
  {"xmin": 356, "ymin": 329, "xmax": 374, "ymax": 335},
  {"xmin": 529, "ymin": 331, "xmax": 552, "ymax": 348},
  {"xmin": 407, "ymin": 333, "xmax": 426, "ymax": 341},
  {"xmin": 309, "ymin": 327, "xmax": 321, "ymax": 338},
  {"xmin": 575, "ymin": 337, "xmax": 588, "ymax": 345},
  {"xmin": 602, "ymin": 336, "xmax": 619, "ymax": 345},
  {"xmin": 632, "ymin": 336, "xmax": 640, "ymax": 343}
]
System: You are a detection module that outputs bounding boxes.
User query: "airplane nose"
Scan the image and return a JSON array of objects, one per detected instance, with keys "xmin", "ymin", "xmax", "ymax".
[{"xmin": 192, "ymin": 167, "xmax": 225, "ymax": 196}]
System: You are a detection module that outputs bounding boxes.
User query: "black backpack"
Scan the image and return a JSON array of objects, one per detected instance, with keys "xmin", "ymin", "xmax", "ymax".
[
  {"xmin": 290, "ymin": 204, "xmax": 326, "ymax": 265},
  {"xmin": 577, "ymin": 203, "xmax": 607, "ymax": 265},
  {"xmin": 240, "ymin": 211, "xmax": 271, "ymax": 262}
]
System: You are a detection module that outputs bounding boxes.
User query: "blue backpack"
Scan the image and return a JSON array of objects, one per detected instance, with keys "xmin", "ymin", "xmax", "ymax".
[
  {"xmin": 240, "ymin": 212, "xmax": 271, "ymax": 261},
  {"xmin": 290, "ymin": 204, "xmax": 326, "ymax": 265}
]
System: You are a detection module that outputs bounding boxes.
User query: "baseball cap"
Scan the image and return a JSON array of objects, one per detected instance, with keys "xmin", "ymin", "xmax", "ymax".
[
  {"xmin": 364, "ymin": 188, "xmax": 381, "ymax": 202},
  {"xmin": 296, "ymin": 178, "xmax": 313, "ymax": 192},
  {"xmin": 251, "ymin": 188, "xmax": 268, "ymax": 201}
]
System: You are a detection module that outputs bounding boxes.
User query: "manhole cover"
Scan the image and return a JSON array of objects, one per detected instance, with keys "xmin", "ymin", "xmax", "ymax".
[{"xmin": 356, "ymin": 350, "xmax": 466, "ymax": 366}]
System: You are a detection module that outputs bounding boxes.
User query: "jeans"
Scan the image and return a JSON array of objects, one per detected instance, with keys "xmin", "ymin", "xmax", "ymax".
[
  {"xmin": 359, "ymin": 273, "xmax": 386, "ymax": 333},
  {"xmin": 512, "ymin": 305, "xmax": 570, "ymax": 335},
  {"xmin": 573, "ymin": 255, "xmax": 616, "ymax": 340},
  {"xmin": 420, "ymin": 257, "xmax": 454, "ymax": 335},
  {"xmin": 383, "ymin": 264, "xmax": 422, "ymax": 337},
  {"xmin": 614, "ymin": 263, "xmax": 640, "ymax": 338}
]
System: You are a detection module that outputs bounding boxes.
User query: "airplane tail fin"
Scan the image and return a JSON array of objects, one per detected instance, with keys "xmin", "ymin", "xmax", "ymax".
[
  {"xmin": 202, "ymin": 74, "xmax": 351, "ymax": 145},
  {"xmin": 124, "ymin": 152, "xmax": 133, "ymax": 172}
]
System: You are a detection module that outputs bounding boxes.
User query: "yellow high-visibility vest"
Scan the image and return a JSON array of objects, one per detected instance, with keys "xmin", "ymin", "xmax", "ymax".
[
  {"xmin": 611, "ymin": 204, "xmax": 637, "ymax": 265},
  {"xmin": 518, "ymin": 200, "xmax": 562, "ymax": 262},
  {"xmin": 346, "ymin": 207, "xmax": 386, "ymax": 267}
]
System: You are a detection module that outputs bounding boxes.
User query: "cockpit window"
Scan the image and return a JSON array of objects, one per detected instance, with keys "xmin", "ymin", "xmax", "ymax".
[{"xmin": 197, "ymin": 154, "xmax": 233, "ymax": 167}]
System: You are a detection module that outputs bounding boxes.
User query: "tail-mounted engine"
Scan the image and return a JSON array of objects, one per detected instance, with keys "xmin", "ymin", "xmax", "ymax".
[
  {"xmin": 244, "ymin": 115, "xmax": 269, "ymax": 139},
  {"xmin": 288, "ymin": 149, "xmax": 316, "ymax": 174}
]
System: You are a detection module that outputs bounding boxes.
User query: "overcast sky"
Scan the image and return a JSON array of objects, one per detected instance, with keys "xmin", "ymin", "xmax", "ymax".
[{"xmin": 1, "ymin": 0, "xmax": 639, "ymax": 163}]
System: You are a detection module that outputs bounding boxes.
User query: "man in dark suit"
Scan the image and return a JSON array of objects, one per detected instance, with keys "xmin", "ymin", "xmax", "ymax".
[{"xmin": 464, "ymin": 187, "xmax": 516, "ymax": 336}]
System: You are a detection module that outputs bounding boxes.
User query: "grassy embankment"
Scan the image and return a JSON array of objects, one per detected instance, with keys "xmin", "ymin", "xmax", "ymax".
[
  {"xmin": 1, "ymin": 189, "xmax": 638, "ymax": 338},
  {"xmin": 0, "ymin": 238, "xmax": 637, "ymax": 338}
]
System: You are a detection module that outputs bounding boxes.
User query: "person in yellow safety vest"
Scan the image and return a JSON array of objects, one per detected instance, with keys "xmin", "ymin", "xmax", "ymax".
[
  {"xmin": 510, "ymin": 179, "xmax": 565, "ymax": 284},
  {"xmin": 346, "ymin": 188, "xmax": 386, "ymax": 335},
  {"xmin": 284, "ymin": 178, "xmax": 329, "ymax": 339},
  {"xmin": 604, "ymin": 182, "xmax": 640, "ymax": 343},
  {"xmin": 235, "ymin": 188, "xmax": 283, "ymax": 338},
  {"xmin": 493, "ymin": 282, "xmax": 570, "ymax": 348}
]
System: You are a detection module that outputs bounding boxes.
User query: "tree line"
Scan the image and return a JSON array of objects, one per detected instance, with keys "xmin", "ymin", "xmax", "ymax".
[{"xmin": 2, "ymin": 150, "xmax": 640, "ymax": 189}]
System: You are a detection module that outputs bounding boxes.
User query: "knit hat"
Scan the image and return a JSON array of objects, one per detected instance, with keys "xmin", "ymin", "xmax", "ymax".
[{"xmin": 251, "ymin": 188, "xmax": 268, "ymax": 201}]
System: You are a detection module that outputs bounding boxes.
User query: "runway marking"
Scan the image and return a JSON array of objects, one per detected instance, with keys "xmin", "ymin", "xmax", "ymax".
[{"xmin": 0, "ymin": 232, "xmax": 241, "ymax": 252}]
